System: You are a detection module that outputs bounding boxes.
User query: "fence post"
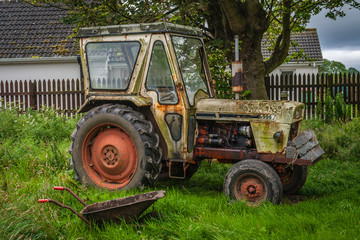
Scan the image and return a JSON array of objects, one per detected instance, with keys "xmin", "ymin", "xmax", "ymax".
[{"xmin": 29, "ymin": 80, "xmax": 37, "ymax": 109}]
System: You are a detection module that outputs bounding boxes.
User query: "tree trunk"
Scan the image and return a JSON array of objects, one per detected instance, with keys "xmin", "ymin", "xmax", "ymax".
[
  {"xmin": 240, "ymin": 38, "xmax": 268, "ymax": 100},
  {"xmin": 204, "ymin": 0, "xmax": 270, "ymax": 100}
]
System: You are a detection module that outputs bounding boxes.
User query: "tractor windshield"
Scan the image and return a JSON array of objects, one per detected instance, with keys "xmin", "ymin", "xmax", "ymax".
[
  {"xmin": 86, "ymin": 41, "xmax": 140, "ymax": 90},
  {"xmin": 172, "ymin": 36, "xmax": 209, "ymax": 106}
]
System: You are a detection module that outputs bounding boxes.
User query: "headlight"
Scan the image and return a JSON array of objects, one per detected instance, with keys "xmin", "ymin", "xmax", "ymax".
[{"xmin": 273, "ymin": 131, "xmax": 284, "ymax": 143}]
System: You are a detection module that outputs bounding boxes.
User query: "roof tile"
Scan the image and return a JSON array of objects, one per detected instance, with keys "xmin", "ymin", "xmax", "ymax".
[{"xmin": 0, "ymin": 1, "xmax": 78, "ymax": 58}]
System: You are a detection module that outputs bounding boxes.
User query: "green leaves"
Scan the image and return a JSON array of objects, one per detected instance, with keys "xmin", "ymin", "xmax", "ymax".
[{"xmin": 319, "ymin": 59, "xmax": 360, "ymax": 74}]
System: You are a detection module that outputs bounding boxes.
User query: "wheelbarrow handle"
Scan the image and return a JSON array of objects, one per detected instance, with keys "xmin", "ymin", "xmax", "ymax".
[
  {"xmin": 53, "ymin": 186, "xmax": 87, "ymax": 207},
  {"xmin": 38, "ymin": 198, "xmax": 90, "ymax": 226}
]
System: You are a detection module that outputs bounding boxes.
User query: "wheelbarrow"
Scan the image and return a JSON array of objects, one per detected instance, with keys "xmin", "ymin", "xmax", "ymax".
[{"xmin": 38, "ymin": 186, "xmax": 166, "ymax": 226}]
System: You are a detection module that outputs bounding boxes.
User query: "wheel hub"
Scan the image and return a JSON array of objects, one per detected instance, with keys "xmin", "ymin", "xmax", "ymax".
[
  {"xmin": 244, "ymin": 183, "xmax": 260, "ymax": 198},
  {"xmin": 234, "ymin": 174, "xmax": 267, "ymax": 204},
  {"xmin": 102, "ymin": 146, "xmax": 119, "ymax": 165},
  {"xmin": 243, "ymin": 181, "xmax": 262, "ymax": 198}
]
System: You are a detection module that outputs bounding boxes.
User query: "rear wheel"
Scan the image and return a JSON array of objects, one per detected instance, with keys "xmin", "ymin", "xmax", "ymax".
[
  {"xmin": 69, "ymin": 104, "xmax": 162, "ymax": 190},
  {"xmin": 224, "ymin": 160, "xmax": 283, "ymax": 206}
]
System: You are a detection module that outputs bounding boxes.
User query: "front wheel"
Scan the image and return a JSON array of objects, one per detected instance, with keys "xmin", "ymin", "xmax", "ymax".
[
  {"xmin": 275, "ymin": 164, "xmax": 308, "ymax": 194},
  {"xmin": 224, "ymin": 160, "xmax": 283, "ymax": 206},
  {"xmin": 69, "ymin": 104, "xmax": 162, "ymax": 191}
]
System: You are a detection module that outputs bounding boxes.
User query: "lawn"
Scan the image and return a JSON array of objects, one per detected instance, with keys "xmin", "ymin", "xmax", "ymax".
[{"xmin": 0, "ymin": 107, "xmax": 359, "ymax": 239}]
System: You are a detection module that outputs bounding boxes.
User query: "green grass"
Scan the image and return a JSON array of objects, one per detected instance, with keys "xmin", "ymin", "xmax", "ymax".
[{"xmin": 0, "ymin": 108, "xmax": 359, "ymax": 239}]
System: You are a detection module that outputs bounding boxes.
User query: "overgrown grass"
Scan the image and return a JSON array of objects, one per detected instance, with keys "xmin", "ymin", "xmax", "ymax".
[{"xmin": 0, "ymin": 107, "xmax": 359, "ymax": 239}]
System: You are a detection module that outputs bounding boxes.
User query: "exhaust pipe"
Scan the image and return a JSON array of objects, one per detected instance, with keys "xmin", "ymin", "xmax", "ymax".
[{"xmin": 232, "ymin": 35, "xmax": 243, "ymax": 100}]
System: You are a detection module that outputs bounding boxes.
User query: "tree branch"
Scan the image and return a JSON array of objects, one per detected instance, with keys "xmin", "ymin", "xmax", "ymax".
[{"xmin": 264, "ymin": 0, "xmax": 292, "ymax": 74}]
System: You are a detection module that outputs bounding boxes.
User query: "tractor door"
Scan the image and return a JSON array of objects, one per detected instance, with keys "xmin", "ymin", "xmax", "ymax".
[
  {"xmin": 169, "ymin": 34, "xmax": 212, "ymax": 156},
  {"xmin": 143, "ymin": 33, "xmax": 212, "ymax": 177},
  {"xmin": 144, "ymin": 34, "xmax": 186, "ymax": 162}
]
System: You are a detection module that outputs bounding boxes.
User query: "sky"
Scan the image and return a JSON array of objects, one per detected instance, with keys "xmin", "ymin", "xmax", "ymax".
[{"xmin": 308, "ymin": 6, "xmax": 360, "ymax": 71}]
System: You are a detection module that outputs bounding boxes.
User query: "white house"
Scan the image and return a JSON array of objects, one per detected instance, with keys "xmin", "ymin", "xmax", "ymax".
[
  {"xmin": 262, "ymin": 28, "xmax": 323, "ymax": 76},
  {"xmin": 0, "ymin": 0, "xmax": 80, "ymax": 81}
]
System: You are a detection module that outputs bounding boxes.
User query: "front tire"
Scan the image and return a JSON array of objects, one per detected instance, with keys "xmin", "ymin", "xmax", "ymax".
[
  {"xmin": 69, "ymin": 104, "xmax": 162, "ymax": 191},
  {"xmin": 276, "ymin": 165, "xmax": 308, "ymax": 194},
  {"xmin": 224, "ymin": 160, "xmax": 283, "ymax": 205}
]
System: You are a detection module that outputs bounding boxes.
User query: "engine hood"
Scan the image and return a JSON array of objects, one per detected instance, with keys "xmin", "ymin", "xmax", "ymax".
[{"xmin": 195, "ymin": 99, "xmax": 304, "ymax": 124}]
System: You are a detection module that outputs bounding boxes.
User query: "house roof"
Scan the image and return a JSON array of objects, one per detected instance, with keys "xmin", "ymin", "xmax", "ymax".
[
  {"xmin": 0, "ymin": 0, "xmax": 78, "ymax": 59},
  {"xmin": 262, "ymin": 28, "xmax": 323, "ymax": 62}
]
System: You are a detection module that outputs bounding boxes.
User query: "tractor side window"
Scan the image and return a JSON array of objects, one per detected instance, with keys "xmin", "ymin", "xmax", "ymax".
[
  {"xmin": 146, "ymin": 41, "xmax": 178, "ymax": 104},
  {"xmin": 172, "ymin": 36, "xmax": 209, "ymax": 106},
  {"xmin": 86, "ymin": 42, "xmax": 140, "ymax": 90}
]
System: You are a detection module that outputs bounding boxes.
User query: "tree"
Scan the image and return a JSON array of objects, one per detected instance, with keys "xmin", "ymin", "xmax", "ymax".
[
  {"xmin": 348, "ymin": 67, "xmax": 360, "ymax": 74},
  {"xmin": 28, "ymin": 0, "xmax": 360, "ymax": 99},
  {"xmin": 319, "ymin": 58, "xmax": 360, "ymax": 74},
  {"xmin": 319, "ymin": 59, "xmax": 347, "ymax": 73}
]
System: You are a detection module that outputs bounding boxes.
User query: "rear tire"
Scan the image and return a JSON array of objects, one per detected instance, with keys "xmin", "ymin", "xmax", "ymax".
[
  {"xmin": 224, "ymin": 160, "xmax": 283, "ymax": 205},
  {"xmin": 69, "ymin": 104, "xmax": 162, "ymax": 191}
]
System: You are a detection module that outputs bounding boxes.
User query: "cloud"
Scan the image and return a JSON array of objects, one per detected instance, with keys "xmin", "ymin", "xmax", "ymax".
[
  {"xmin": 323, "ymin": 49, "xmax": 360, "ymax": 70},
  {"xmin": 309, "ymin": 7, "xmax": 360, "ymax": 49},
  {"xmin": 309, "ymin": 6, "xmax": 360, "ymax": 70}
]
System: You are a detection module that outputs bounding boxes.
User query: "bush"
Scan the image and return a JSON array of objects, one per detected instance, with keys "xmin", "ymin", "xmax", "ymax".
[
  {"xmin": 316, "ymin": 89, "xmax": 352, "ymax": 123},
  {"xmin": 0, "ymin": 105, "xmax": 80, "ymax": 178},
  {"xmin": 303, "ymin": 117, "xmax": 360, "ymax": 161},
  {"xmin": 0, "ymin": 105, "xmax": 77, "ymax": 143}
]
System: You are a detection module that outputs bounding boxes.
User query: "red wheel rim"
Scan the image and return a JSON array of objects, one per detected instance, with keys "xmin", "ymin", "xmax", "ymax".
[
  {"xmin": 82, "ymin": 123, "xmax": 138, "ymax": 190},
  {"xmin": 234, "ymin": 173, "xmax": 268, "ymax": 205}
]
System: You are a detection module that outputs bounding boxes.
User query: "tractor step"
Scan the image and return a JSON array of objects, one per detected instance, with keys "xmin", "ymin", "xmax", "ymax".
[{"xmin": 168, "ymin": 159, "xmax": 187, "ymax": 179}]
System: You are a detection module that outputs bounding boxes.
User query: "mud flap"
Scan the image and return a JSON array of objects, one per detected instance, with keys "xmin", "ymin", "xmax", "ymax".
[{"xmin": 286, "ymin": 129, "xmax": 325, "ymax": 164}]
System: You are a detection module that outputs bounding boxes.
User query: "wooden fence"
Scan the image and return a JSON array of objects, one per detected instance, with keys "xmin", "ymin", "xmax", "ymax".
[
  {"xmin": 0, "ymin": 79, "xmax": 85, "ymax": 116},
  {"xmin": 1, "ymin": 73, "xmax": 360, "ymax": 119},
  {"xmin": 265, "ymin": 73, "xmax": 360, "ymax": 118}
]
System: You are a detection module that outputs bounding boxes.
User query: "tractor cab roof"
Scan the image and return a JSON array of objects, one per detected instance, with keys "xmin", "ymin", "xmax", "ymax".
[{"xmin": 76, "ymin": 22, "xmax": 204, "ymax": 38}]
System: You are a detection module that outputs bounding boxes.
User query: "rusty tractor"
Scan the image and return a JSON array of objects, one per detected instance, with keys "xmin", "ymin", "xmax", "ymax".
[{"xmin": 70, "ymin": 22, "xmax": 324, "ymax": 205}]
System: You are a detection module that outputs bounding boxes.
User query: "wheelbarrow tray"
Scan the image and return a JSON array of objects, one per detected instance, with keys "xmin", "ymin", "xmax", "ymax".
[{"xmin": 80, "ymin": 190, "xmax": 166, "ymax": 224}]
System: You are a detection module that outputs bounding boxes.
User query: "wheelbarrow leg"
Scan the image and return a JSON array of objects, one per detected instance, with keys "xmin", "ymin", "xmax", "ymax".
[{"xmin": 38, "ymin": 199, "xmax": 90, "ymax": 226}]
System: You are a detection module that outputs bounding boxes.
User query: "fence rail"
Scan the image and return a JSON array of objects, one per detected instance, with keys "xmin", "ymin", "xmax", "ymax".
[
  {"xmin": 0, "ymin": 79, "xmax": 85, "ymax": 116},
  {"xmin": 266, "ymin": 73, "xmax": 360, "ymax": 119}
]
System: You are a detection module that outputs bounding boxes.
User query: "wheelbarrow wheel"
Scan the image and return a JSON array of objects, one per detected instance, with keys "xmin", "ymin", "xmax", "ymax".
[{"xmin": 69, "ymin": 104, "xmax": 162, "ymax": 191}]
